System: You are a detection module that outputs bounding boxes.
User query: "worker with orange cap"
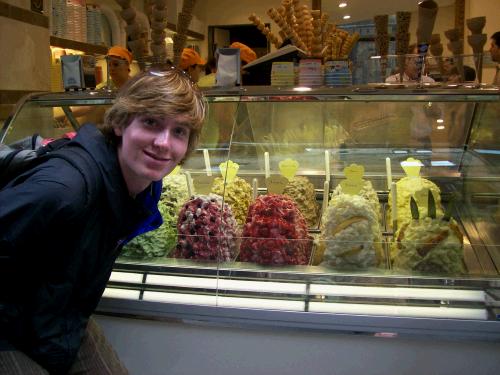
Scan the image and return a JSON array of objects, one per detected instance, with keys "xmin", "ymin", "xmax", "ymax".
[
  {"xmin": 229, "ymin": 42, "xmax": 257, "ymax": 66},
  {"xmin": 180, "ymin": 48, "xmax": 206, "ymax": 83},
  {"xmin": 97, "ymin": 45, "xmax": 133, "ymax": 90}
]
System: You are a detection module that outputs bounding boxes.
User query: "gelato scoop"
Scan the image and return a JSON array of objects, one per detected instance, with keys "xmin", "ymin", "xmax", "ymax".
[
  {"xmin": 392, "ymin": 217, "xmax": 464, "ymax": 274},
  {"xmin": 211, "ymin": 176, "xmax": 252, "ymax": 226},
  {"xmin": 239, "ymin": 194, "xmax": 313, "ymax": 265},
  {"xmin": 174, "ymin": 194, "xmax": 239, "ymax": 262},
  {"xmin": 317, "ymin": 194, "xmax": 383, "ymax": 268},
  {"xmin": 331, "ymin": 179, "xmax": 381, "ymax": 221},
  {"xmin": 283, "ymin": 176, "xmax": 320, "ymax": 228},
  {"xmin": 388, "ymin": 176, "xmax": 443, "ymax": 225}
]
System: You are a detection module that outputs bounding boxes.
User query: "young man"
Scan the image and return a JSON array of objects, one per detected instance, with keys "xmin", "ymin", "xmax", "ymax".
[
  {"xmin": 385, "ymin": 44, "xmax": 435, "ymax": 83},
  {"xmin": 180, "ymin": 48, "xmax": 206, "ymax": 83},
  {"xmin": 0, "ymin": 68, "xmax": 206, "ymax": 374},
  {"xmin": 490, "ymin": 31, "xmax": 500, "ymax": 85},
  {"xmin": 97, "ymin": 46, "xmax": 133, "ymax": 90}
]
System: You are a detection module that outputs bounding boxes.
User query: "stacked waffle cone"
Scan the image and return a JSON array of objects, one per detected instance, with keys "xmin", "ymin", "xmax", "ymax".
[
  {"xmin": 466, "ymin": 17, "xmax": 487, "ymax": 54},
  {"xmin": 310, "ymin": 10, "xmax": 323, "ymax": 57},
  {"xmin": 267, "ymin": 6, "xmax": 307, "ymax": 51},
  {"xmin": 150, "ymin": 0, "xmax": 168, "ymax": 63},
  {"xmin": 374, "ymin": 15, "xmax": 389, "ymax": 57},
  {"xmin": 250, "ymin": 0, "xmax": 359, "ymax": 60},
  {"xmin": 444, "ymin": 28, "xmax": 463, "ymax": 55},
  {"xmin": 116, "ymin": 1, "xmax": 145, "ymax": 63},
  {"xmin": 395, "ymin": 11, "xmax": 411, "ymax": 55},
  {"xmin": 466, "ymin": 16, "xmax": 487, "ymax": 82},
  {"xmin": 248, "ymin": 14, "xmax": 282, "ymax": 48},
  {"xmin": 173, "ymin": 0, "xmax": 197, "ymax": 67},
  {"xmin": 297, "ymin": 4, "xmax": 314, "ymax": 52},
  {"xmin": 416, "ymin": 0, "xmax": 438, "ymax": 45}
]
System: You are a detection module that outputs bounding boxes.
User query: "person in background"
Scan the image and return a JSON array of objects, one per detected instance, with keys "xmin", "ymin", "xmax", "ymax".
[
  {"xmin": 385, "ymin": 44, "xmax": 435, "ymax": 83},
  {"xmin": 0, "ymin": 69, "xmax": 206, "ymax": 374},
  {"xmin": 97, "ymin": 46, "xmax": 133, "ymax": 90},
  {"xmin": 55, "ymin": 46, "xmax": 133, "ymax": 125},
  {"xmin": 385, "ymin": 45, "xmax": 437, "ymax": 149},
  {"xmin": 180, "ymin": 48, "xmax": 206, "ymax": 83},
  {"xmin": 229, "ymin": 42, "xmax": 257, "ymax": 67},
  {"xmin": 447, "ymin": 65, "xmax": 477, "ymax": 83},
  {"xmin": 197, "ymin": 56, "xmax": 217, "ymax": 87},
  {"xmin": 490, "ymin": 31, "xmax": 500, "ymax": 85}
]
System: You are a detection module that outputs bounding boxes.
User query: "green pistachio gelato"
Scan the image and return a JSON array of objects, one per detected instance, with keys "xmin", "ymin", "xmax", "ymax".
[{"xmin": 121, "ymin": 174, "xmax": 190, "ymax": 258}]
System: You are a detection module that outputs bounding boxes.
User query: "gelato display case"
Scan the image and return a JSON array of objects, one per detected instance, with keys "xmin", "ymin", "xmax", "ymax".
[{"xmin": 2, "ymin": 85, "xmax": 500, "ymax": 342}]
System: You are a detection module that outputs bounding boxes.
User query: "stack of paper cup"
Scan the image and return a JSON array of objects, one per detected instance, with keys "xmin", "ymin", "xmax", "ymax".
[
  {"xmin": 324, "ymin": 60, "xmax": 352, "ymax": 86},
  {"xmin": 298, "ymin": 59, "xmax": 323, "ymax": 87},
  {"xmin": 271, "ymin": 62, "xmax": 296, "ymax": 86}
]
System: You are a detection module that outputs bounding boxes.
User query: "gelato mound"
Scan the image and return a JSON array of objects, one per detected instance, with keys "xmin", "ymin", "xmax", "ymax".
[
  {"xmin": 239, "ymin": 194, "xmax": 312, "ymax": 265},
  {"xmin": 122, "ymin": 174, "xmax": 190, "ymax": 258},
  {"xmin": 331, "ymin": 179, "xmax": 381, "ymax": 221},
  {"xmin": 392, "ymin": 217, "xmax": 464, "ymax": 274},
  {"xmin": 388, "ymin": 177, "xmax": 443, "ymax": 225},
  {"xmin": 283, "ymin": 176, "xmax": 320, "ymax": 227},
  {"xmin": 211, "ymin": 176, "xmax": 252, "ymax": 226},
  {"xmin": 174, "ymin": 194, "xmax": 239, "ymax": 262},
  {"xmin": 317, "ymin": 194, "xmax": 383, "ymax": 268}
]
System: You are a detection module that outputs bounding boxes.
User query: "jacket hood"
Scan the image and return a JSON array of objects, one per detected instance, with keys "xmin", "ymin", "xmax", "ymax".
[
  {"xmin": 69, "ymin": 124, "xmax": 162, "ymax": 243},
  {"xmin": 69, "ymin": 125, "xmax": 136, "ymax": 233}
]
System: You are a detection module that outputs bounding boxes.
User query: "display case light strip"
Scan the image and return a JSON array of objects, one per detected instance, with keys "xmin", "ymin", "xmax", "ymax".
[
  {"xmin": 217, "ymin": 296, "xmax": 305, "ymax": 311},
  {"xmin": 309, "ymin": 285, "xmax": 485, "ymax": 302},
  {"xmin": 146, "ymin": 274, "xmax": 218, "ymax": 289},
  {"xmin": 309, "ymin": 302, "xmax": 487, "ymax": 320},
  {"xmin": 142, "ymin": 291, "xmax": 217, "ymax": 306},
  {"xmin": 146, "ymin": 275, "xmax": 307, "ymax": 294},
  {"xmin": 109, "ymin": 271, "xmax": 144, "ymax": 284},
  {"xmin": 475, "ymin": 149, "xmax": 500, "ymax": 155},
  {"xmin": 103, "ymin": 288, "xmax": 141, "ymax": 300},
  {"xmin": 217, "ymin": 279, "xmax": 307, "ymax": 294}
]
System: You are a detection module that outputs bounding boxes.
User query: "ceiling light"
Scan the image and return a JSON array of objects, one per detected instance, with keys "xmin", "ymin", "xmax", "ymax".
[
  {"xmin": 437, "ymin": 125, "xmax": 445, "ymax": 130},
  {"xmin": 293, "ymin": 87, "xmax": 312, "ymax": 92},
  {"xmin": 436, "ymin": 118, "xmax": 444, "ymax": 123},
  {"xmin": 339, "ymin": 2, "xmax": 347, "ymax": 7},
  {"xmin": 343, "ymin": 15, "xmax": 351, "ymax": 20}
]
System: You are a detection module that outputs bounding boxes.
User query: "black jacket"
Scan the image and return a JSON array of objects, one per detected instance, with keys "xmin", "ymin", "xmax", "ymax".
[{"xmin": 0, "ymin": 124, "xmax": 162, "ymax": 374}]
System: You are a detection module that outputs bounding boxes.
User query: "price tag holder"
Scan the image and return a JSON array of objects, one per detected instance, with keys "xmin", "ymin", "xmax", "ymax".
[
  {"xmin": 278, "ymin": 158, "xmax": 299, "ymax": 181},
  {"xmin": 401, "ymin": 157, "xmax": 423, "ymax": 178},
  {"xmin": 193, "ymin": 175, "xmax": 214, "ymax": 195},
  {"xmin": 340, "ymin": 164, "xmax": 365, "ymax": 195},
  {"xmin": 266, "ymin": 175, "xmax": 289, "ymax": 194},
  {"xmin": 219, "ymin": 160, "xmax": 239, "ymax": 183}
]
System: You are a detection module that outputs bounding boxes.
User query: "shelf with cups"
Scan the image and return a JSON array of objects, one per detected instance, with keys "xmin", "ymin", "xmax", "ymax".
[{"xmin": 50, "ymin": 36, "xmax": 108, "ymax": 55}]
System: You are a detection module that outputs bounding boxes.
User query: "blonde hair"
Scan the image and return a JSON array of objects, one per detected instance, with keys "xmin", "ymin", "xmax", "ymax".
[{"xmin": 102, "ymin": 68, "xmax": 206, "ymax": 161}]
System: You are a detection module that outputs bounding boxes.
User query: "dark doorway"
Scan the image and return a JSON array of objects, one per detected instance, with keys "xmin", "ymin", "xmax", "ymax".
[{"xmin": 207, "ymin": 24, "xmax": 269, "ymax": 60}]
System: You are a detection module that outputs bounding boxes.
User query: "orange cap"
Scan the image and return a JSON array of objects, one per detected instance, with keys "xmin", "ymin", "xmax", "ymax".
[
  {"xmin": 229, "ymin": 42, "xmax": 257, "ymax": 64},
  {"xmin": 107, "ymin": 46, "xmax": 133, "ymax": 65},
  {"xmin": 180, "ymin": 48, "xmax": 206, "ymax": 70}
]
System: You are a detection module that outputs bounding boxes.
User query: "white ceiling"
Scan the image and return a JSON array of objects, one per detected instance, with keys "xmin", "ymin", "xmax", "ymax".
[{"xmin": 322, "ymin": 0, "xmax": 455, "ymax": 24}]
